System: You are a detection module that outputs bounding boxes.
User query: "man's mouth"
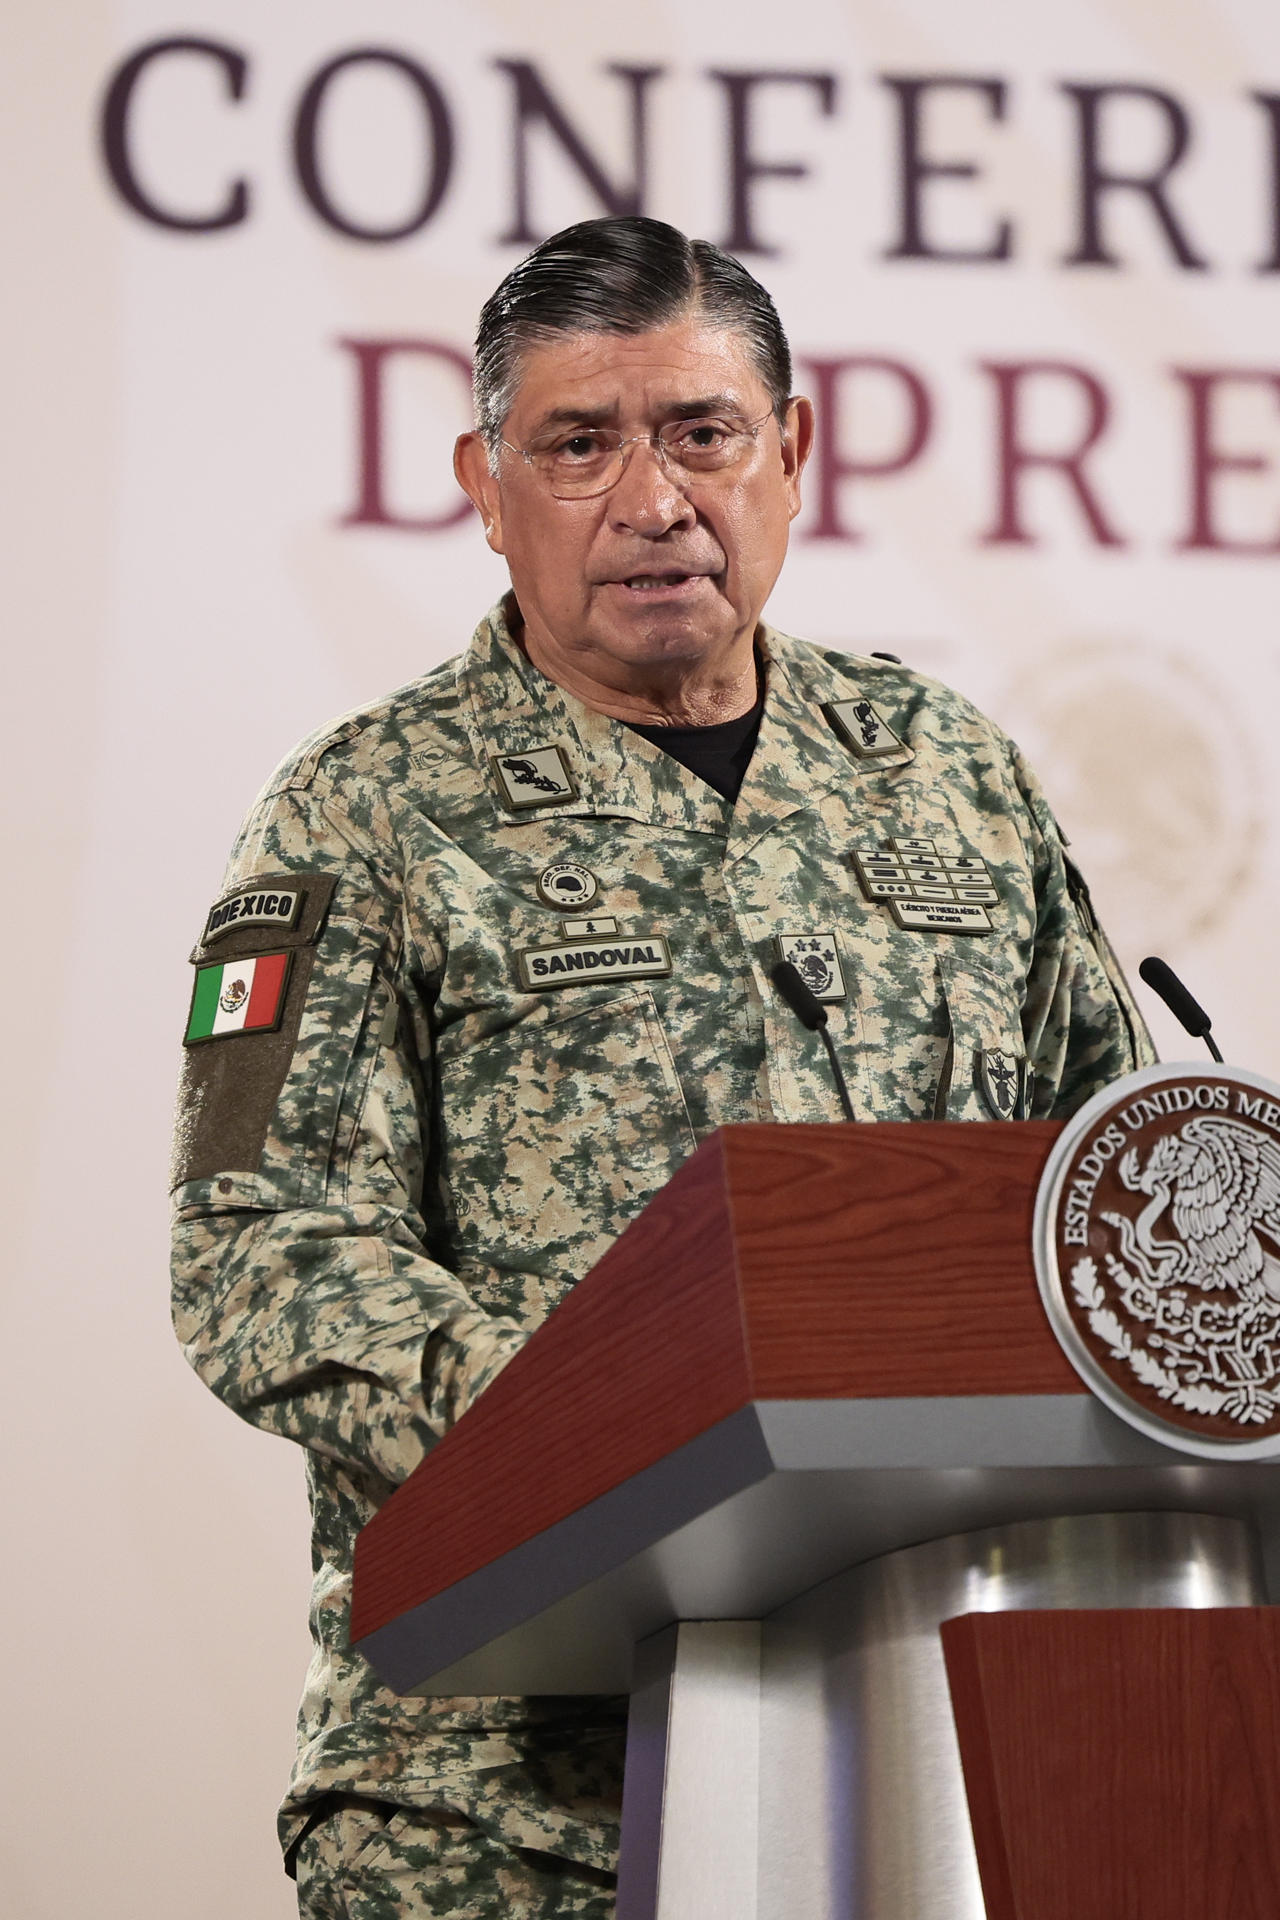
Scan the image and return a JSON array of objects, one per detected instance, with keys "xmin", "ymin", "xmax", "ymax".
[{"xmin": 609, "ymin": 571, "xmax": 712, "ymax": 593}]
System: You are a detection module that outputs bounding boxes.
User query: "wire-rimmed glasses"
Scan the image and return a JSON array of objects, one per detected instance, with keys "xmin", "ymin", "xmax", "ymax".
[{"xmin": 500, "ymin": 410, "xmax": 777, "ymax": 499}]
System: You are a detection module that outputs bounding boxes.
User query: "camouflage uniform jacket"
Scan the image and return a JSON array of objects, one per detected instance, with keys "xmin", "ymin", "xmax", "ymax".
[{"xmin": 170, "ymin": 596, "xmax": 1153, "ymax": 1870}]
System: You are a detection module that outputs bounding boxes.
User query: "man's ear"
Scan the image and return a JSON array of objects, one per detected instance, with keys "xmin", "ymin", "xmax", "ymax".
[
  {"xmin": 454, "ymin": 433, "xmax": 506, "ymax": 553},
  {"xmin": 780, "ymin": 396, "xmax": 815, "ymax": 522}
]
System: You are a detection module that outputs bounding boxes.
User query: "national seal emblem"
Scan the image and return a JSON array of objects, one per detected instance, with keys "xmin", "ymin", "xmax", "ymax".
[{"xmin": 1035, "ymin": 1062, "xmax": 1280, "ymax": 1457}]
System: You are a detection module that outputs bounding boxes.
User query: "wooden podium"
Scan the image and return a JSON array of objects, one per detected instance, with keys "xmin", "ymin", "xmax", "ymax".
[{"xmin": 351, "ymin": 1125, "xmax": 1280, "ymax": 1918}]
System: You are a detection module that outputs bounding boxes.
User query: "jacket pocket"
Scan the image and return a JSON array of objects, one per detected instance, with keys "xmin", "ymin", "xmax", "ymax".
[
  {"xmin": 438, "ymin": 986, "xmax": 698, "ymax": 1293},
  {"xmin": 936, "ymin": 949, "xmax": 1028, "ymax": 1121}
]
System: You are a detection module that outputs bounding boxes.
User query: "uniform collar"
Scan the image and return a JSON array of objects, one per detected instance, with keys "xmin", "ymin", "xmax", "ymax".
[
  {"xmin": 461, "ymin": 595, "xmax": 896, "ymax": 850},
  {"xmin": 724, "ymin": 631, "xmax": 861, "ymax": 863}
]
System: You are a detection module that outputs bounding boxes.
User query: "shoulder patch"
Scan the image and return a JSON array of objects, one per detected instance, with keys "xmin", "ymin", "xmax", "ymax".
[
  {"xmin": 172, "ymin": 873, "xmax": 337, "ymax": 1187},
  {"xmin": 185, "ymin": 951, "xmax": 292, "ymax": 1045},
  {"xmin": 203, "ymin": 883, "xmax": 303, "ymax": 944},
  {"xmin": 190, "ymin": 873, "xmax": 333, "ymax": 964}
]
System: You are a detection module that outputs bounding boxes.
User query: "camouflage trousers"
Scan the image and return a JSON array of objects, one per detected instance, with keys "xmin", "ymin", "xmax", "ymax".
[{"xmin": 294, "ymin": 1799, "xmax": 617, "ymax": 1919}]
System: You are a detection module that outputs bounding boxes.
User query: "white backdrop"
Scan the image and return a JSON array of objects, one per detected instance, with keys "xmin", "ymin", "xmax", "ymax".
[{"xmin": 5, "ymin": 3, "xmax": 1280, "ymax": 1913}]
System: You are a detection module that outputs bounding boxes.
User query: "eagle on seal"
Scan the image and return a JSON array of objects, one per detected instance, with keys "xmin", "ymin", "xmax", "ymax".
[{"xmin": 1106, "ymin": 1115, "xmax": 1280, "ymax": 1303}]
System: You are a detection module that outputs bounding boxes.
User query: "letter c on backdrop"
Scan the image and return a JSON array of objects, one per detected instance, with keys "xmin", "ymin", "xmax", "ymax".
[{"xmin": 100, "ymin": 37, "xmax": 250, "ymax": 231}]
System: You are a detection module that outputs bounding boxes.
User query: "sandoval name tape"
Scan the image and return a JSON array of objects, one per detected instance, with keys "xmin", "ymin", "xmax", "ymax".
[{"xmin": 516, "ymin": 935, "xmax": 672, "ymax": 991}]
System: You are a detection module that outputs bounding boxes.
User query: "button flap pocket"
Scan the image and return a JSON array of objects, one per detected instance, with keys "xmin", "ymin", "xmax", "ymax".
[{"xmin": 937, "ymin": 951, "xmax": 1029, "ymax": 1122}]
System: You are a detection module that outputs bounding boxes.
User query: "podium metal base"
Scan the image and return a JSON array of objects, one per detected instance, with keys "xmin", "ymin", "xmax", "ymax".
[{"xmin": 617, "ymin": 1510, "xmax": 1262, "ymax": 1920}]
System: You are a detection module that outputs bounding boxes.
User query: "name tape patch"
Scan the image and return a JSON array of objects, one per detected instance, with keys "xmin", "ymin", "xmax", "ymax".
[
  {"xmin": 517, "ymin": 935, "xmax": 672, "ymax": 991},
  {"xmin": 204, "ymin": 887, "xmax": 302, "ymax": 943},
  {"xmin": 852, "ymin": 836, "xmax": 997, "ymax": 933}
]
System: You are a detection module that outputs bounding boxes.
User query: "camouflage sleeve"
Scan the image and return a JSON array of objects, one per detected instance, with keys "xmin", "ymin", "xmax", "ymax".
[
  {"xmin": 1005, "ymin": 741, "xmax": 1157, "ymax": 1118},
  {"xmin": 170, "ymin": 783, "xmax": 528, "ymax": 1488}
]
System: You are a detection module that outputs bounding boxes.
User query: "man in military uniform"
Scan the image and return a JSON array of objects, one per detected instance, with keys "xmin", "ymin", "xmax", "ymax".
[{"xmin": 170, "ymin": 216, "xmax": 1152, "ymax": 1917}]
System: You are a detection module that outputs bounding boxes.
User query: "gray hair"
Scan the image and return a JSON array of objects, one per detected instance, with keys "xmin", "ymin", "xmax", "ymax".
[{"xmin": 473, "ymin": 216, "xmax": 793, "ymax": 468}]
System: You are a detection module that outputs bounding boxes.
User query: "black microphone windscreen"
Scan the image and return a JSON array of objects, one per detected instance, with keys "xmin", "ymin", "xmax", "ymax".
[
  {"xmin": 1139, "ymin": 956, "xmax": 1212, "ymax": 1038},
  {"xmin": 770, "ymin": 960, "xmax": 827, "ymax": 1031}
]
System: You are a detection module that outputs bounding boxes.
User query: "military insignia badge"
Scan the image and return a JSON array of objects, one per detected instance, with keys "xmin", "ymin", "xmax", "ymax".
[
  {"xmin": 173, "ymin": 871, "xmax": 338, "ymax": 1188},
  {"xmin": 491, "ymin": 745, "xmax": 577, "ymax": 809},
  {"xmin": 851, "ymin": 837, "xmax": 998, "ymax": 932},
  {"xmin": 774, "ymin": 932, "xmax": 846, "ymax": 1002},
  {"xmin": 536, "ymin": 861, "xmax": 599, "ymax": 908},
  {"xmin": 825, "ymin": 697, "xmax": 912, "ymax": 761},
  {"xmin": 976, "ymin": 1047, "xmax": 1032, "ymax": 1120},
  {"xmin": 561, "ymin": 915, "xmax": 619, "ymax": 937},
  {"xmin": 1035, "ymin": 1062, "xmax": 1280, "ymax": 1458}
]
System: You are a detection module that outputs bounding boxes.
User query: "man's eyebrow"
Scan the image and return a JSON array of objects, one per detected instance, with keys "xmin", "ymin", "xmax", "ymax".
[
  {"xmin": 527, "ymin": 394, "xmax": 753, "ymax": 435},
  {"xmin": 663, "ymin": 393, "xmax": 746, "ymax": 419},
  {"xmin": 529, "ymin": 405, "xmax": 619, "ymax": 433}
]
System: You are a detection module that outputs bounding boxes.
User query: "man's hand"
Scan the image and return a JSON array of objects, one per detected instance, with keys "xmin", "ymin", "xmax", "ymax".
[{"xmin": 423, "ymin": 1311, "xmax": 531, "ymax": 1431}]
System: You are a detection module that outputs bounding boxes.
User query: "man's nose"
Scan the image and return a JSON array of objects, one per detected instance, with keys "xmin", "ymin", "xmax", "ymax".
[{"xmin": 606, "ymin": 440, "xmax": 697, "ymax": 534}]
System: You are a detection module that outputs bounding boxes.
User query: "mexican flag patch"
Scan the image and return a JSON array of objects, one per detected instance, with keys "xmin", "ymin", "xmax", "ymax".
[{"xmin": 185, "ymin": 952, "xmax": 291, "ymax": 1045}]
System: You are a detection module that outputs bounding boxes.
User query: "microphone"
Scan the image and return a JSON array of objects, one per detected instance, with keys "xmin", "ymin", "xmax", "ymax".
[
  {"xmin": 770, "ymin": 961, "xmax": 856, "ymax": 1122},
  {"xmin": 1138, "ymin": 956, "xmax": 1224, "ymax": 1063}
]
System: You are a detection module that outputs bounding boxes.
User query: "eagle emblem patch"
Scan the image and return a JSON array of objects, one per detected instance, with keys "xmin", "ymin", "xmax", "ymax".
[{"xmin": 774, "ymin": 933, "xmax": 846, "ymax": 1003}]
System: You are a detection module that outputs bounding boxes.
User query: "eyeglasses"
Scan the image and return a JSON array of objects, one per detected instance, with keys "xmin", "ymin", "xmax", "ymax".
[{"xmin": 500, "ymin": 410, "xmax": 777, "ymax": 499}]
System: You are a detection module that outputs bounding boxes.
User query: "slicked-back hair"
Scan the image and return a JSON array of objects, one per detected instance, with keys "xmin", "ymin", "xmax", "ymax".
[{"xmin": 473, "ymin": 216, "xmax": 793, "ymax": 466}]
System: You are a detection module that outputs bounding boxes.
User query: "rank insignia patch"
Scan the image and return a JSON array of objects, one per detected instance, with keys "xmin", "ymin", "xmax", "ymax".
[
  {"xmin": 561, "ymin": 915, "xmax": 619, "ymax": 937},
  {"xmin": 774, "ymin": 932, "xmax": 846, "ymax": 1002},
  {"xmin": 976, "ymin": 1048, "xmax": 1034, "ymax": 1121},
  {"xmin": 537, "ymin": 861, "xmax": 598, "ymax": 908},
  {"xmin": 185, "ymin": 952, "xmax": 292, "ymax": 1044},
  {"xmin": 491, "ymin": 746, "xmax": 577, "ymax": 809},
  {"xmin": 851, "ymin": 837, "xmax": 998, "ymax": 932},
  {"xmin": 516, "ymin": 935, "xmax": 672, "ymax": 991},
  {"xmin": 826, "ymin": 697, "xmax": 912, "ymax": 761}
]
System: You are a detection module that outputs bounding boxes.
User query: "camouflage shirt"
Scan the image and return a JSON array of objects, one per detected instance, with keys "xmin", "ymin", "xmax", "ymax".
[{"xmin": 170, "ymin": 596, "xmax": 1153, "ymax": 1869}]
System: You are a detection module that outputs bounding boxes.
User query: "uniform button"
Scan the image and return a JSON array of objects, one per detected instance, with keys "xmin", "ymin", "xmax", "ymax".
[{"xmin": 218, "ymin": 1178, "xmax": 232, "ymax": 1194}]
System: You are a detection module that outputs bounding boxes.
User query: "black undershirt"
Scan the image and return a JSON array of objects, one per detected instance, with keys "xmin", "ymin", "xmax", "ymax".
[{"xmin": 625, "ymin": 691, "xmax": 765, "ymax": 803}]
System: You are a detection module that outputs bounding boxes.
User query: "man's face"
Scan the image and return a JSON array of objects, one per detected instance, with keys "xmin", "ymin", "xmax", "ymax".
[{"xmin": 455, "ymin": 317, "xmax": 813, "ymax": 690}]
